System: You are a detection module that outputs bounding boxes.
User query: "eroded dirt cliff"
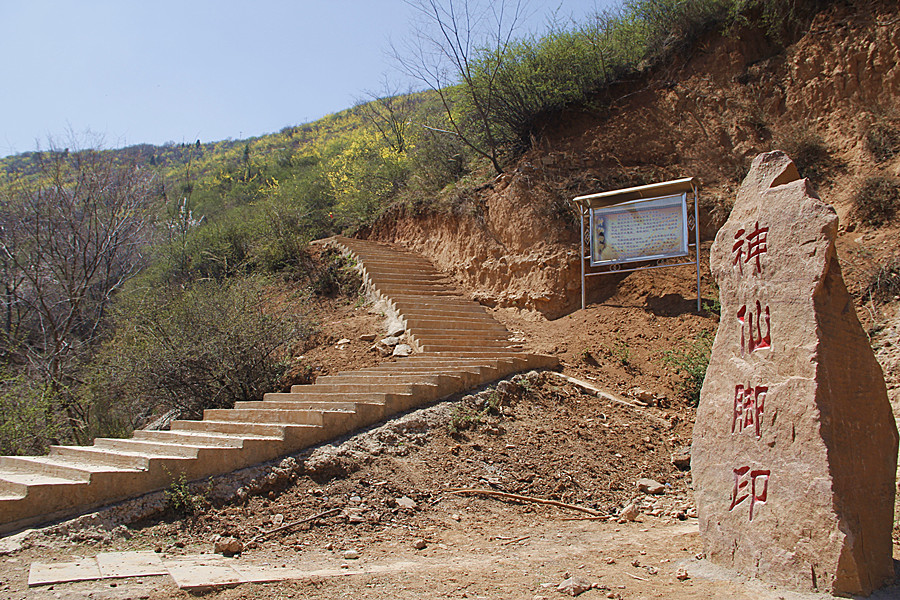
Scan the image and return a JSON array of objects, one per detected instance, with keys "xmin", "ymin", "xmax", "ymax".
[{"xmin": 371, "ymin": 0, "xmax": 900, "ymax": 320}]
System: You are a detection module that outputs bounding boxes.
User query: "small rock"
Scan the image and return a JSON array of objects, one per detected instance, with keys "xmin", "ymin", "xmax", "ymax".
[
  {"xmin": 557, "ymin": 576, "xmax": 593, "ymax": 596},
  {"xmin": 619, "ymin": 503, "xmax": 639, "ymax": 522},
  {"xmin": 380, "ymin": 336, "xmax": 401, "ymax": 347},
  {"xmin": 396, "ymin": 496, "xmax": 417, "ymax": 509},
  {"xmin": 637, "ymin": 478, "xmax": 665, "ymax": 495},
  {"xmin": 359, "ymin": 333, "xmax": 377, "ymax": 342},
  {"xmin": 670, "ymin": 447, "xmax": 691, "ymax": 470},
  {"xmin": 272, "ymin": 514, "xmax": 284, "ymax": 527},
  {"xmin": 342, "ymin": 549, "xmax": 360, "ymax": 560},
  {"xmin": 370, "ymin": 343, "xmax": 392, "ymax": 356},
  {"xmin": 412, "ymin": 538, "xmax": 427, "ymax": 550},
  {"xmin": 386, "ymin": 325, "xmax": 405, "ymax": 337},
  {"xmin": 604, "ymin": 557, "xmax": 616, "ymax": 564},
  {"xmin": 632, "ymin": 388, "xmax": 654, "ymax": 402},
  {"xmin": 336, "ymin": 338, "xmax": 351, "ymax": 346},
  {"xmin": 676, "ymin": 568, "xmax": 690, "ymax": 581},
  {"xmin": 324, "ymin": 542, "xmax": 335, "ymax": 551},
  {"xmin": 214, "ymin": 537, "xmax": 242, "ymax": 557},
  {"xmin": 392, "ymin": 344, "xmax": 413, "ymax": 357}
]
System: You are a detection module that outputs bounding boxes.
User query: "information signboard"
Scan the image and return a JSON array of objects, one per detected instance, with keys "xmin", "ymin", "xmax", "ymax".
[{"xmin": 589, "ymin": 193, "xmax": 689, "ymax": 267}]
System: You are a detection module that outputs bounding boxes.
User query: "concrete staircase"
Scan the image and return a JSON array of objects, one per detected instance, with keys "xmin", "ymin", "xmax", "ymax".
[{"xmin": 0, "ymin": 237, "xmax": 556, "ymax": 535}]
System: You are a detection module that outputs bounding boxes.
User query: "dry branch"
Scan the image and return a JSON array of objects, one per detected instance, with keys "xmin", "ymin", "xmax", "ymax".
[
  {"xmin": 248, "ymin": 507, "xmax": 341, "ymax": 544},
  {"xmin": 446, "ymin": 488, "xmax": 601, "ymax": 516}
]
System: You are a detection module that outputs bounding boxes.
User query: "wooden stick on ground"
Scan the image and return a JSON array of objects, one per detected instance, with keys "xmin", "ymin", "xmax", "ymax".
[
  {"xmin": 549, "ymin": 372, "xmax": 670, "ymax": 427},
  {"xmin": 248, "ymin": 507, "xmax": 341, "ymax": 544},
  {"xmin": 446, "ymin": 488, "xmax": 602, "ymax": 516}
]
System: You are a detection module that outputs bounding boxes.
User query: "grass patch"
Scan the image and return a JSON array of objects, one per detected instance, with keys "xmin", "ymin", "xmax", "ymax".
[
  {"xmin": 864, "ymin": 255, "xmax": 900, "ymax": 304},
  {"xmin": 853, "ymin": 176, "xmax": 900, "ymax": 226},
  {"xmin": 866, "ymin": 120, "xmax": 900, "ymax": 163},
  {"xmin": 662, "ymin": 330, "xmax": 714, "ymax": 406}
]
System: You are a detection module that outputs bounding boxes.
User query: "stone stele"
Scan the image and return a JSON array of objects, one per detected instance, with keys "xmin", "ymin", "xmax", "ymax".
[{"xmin": 691, "ymin": 151, "xmax": 898, "ymax": 596}]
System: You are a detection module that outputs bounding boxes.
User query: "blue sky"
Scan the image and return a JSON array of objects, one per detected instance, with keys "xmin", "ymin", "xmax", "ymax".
[{"xmin": 0, "ymin": 0, "xmax": 620, "ymax": 157}]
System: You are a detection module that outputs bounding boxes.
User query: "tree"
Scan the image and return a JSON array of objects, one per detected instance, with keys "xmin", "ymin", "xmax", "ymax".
[
  {"xmin": 356, "ymin": 77, "xmax": 419, "ymax": 154},
  {"xmin": 394, "ymin": 0, "xmax": 526, "ymax": 174},
  {"xmin": 0, "ymin": 142, "xmax": 156, "ymax": 443}
]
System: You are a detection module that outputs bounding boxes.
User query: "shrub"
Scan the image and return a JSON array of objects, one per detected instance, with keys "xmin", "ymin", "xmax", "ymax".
[
  {"xmin": 864, "ymin": 255, "xmax": 900, "ymax": 304},
  {"xmin": 91, "ymin": 276, "xmax": 311, "ymax": 423},
  {"xmin": 0, "ymin": 370, "xmax": 66, "ymax": 455},
  {"xmin": 311, "ymin": 248, "xmax": 362, "ymax": 298},
  {"xmin": 777, "ymin": 127, "xmax": 836, "ymax": 183},
  {"xmin": 866, "ymin": 121, "xmax": 900, "ymax": 163},
  {"xmin": 165, "ymin": 473, "xmax": 207, "ymax": 517},
  {"xmin": 853, "ymin": 176, "xmax": 900, "ymax": 226},
  {"xmin": 662, "ymin": 330, "xmax": 714, "ymax": 406}
]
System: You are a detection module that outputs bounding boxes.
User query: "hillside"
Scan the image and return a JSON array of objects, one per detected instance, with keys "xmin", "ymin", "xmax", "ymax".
[
  {"xmin": 369, "ymin": 0, "xmax": 900, "ymax": 320},
  {"xmin": 1, "ymin": 1, "xmax": 900, "ymax": 598}
]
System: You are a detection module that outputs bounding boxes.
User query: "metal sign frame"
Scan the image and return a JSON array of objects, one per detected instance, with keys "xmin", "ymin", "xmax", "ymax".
[{"xmin": 572, "ymin": 177, "xmax": 701, "ymax": 311}]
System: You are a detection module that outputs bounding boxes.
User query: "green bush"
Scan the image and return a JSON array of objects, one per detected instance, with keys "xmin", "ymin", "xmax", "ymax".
[
  {"xmin": 0, "ymin": 370, "xmax": 66, "ymax": 455},
  {"xmin": 853, "ymin": 176, "xmax": 900, "ymax": 227},
  {"xmin": 311, "ymin": 248, "xmax": 362, "ymax": 298},
  {"xmin": 91, "ymin": 276, "xmax": 311, "ymax": 423},
  {"xmin": 662, "ymin": 330, "xmax": 714, "ymax": 406}
]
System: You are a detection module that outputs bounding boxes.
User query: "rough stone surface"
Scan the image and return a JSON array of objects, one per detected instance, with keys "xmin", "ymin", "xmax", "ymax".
[
  {"xmin": 637, "ymin": 478, "xmax": 665, "ymax": 495},
  {"xmin": 557, "ymin": 576, "xmax": 593, "ymax": 596},
  {"xmin": 392, "ymin": 344, "xmax": 413, "ymax": 357},
  {"xmin": 692, "ymin": 151, "xmax": 898, "ymax": 596},
  {"xmin": 214, "ymin": 537, "xmax": 243, "ymax": 557}
]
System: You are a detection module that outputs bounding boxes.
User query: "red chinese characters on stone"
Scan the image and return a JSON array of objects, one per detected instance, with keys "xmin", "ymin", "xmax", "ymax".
[
  {"xmin": 732, "ymin": 384, "xmax": 767, "ymax": 437},
  {"xmin": 737, "ymin": 301, "xmax": 771, "ymax": 355},
  {"xmin": 729, "ymin": 466, "xmax": 770, "ymax": 521},
  {"xmin": 732, "ymin": 222, "xmax": 769, "ymax": 275}
]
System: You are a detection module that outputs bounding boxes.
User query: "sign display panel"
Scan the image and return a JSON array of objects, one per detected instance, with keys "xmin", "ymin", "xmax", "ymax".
[{"xmin": 589, "ymin": 193, "xmax": 689, "ymax": 267}]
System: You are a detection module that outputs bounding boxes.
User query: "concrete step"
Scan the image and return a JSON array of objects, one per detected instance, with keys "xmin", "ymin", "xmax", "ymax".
[
  {"xmin": 0, "ymin": 235, "xmax": 556, "ymax": 535},
  {"xmin": 405, "ymin": 320, "xmax": 503, "ymax": 331}
]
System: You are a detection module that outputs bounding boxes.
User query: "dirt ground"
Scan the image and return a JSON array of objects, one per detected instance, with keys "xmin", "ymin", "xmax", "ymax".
[{"xmin": 3, "ymin": 226, "xmax": 900, "ymax": 599}]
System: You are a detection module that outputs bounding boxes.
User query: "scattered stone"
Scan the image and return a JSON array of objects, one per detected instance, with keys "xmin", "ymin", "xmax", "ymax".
[
  {"xmin": 557, "ymin": 576, "xmax": 593, "ymax": 596},
  {"xmin": 631, "ymin": 388, "xmax": 654, "ymax": 402},
  {"xmin": 693, "ymin": 151, "xmax": 899, "ymax": 596},
  {"xmin": 675, "ymin": 568, "xmax": 690, "ymax": 581},
  {"xmin": 386, "ymin": 325, "xmax": 405, "ymax": 337},
  {"xmin": 412, "ymin": 538, "xmax": 427, "ymax": 550},
  {"xmin": 604, "ymin": 557, "xmax": 616, "ymax": 565},
  {"xmin": 396, "ymin": 496, "xmax": 417, "ymax": 510},
  {"xmin": 637, "ymin": 478, "xmax": 665, "ymax": 495},
  {"xmin": 359, "ymin": 333, "xmax": 377, "ymax": 342},
  {"xmin": 342, "ymin": 549, "xmax": 360, "ymax": 560},
  {"xmin": 619, "ymin": 504, "xmax": 639, "ymax": 522},
  {"xmin": 336, "ymin": 338, "xmax": 351, "ymax": 346},
  {"xmin": 670, "ymin": 447, "xmax": 691, "ymax": 470},
  {"xmin": 370, "ymin": 343, "xmax": 392, "ymax": 356},
  {"xmin": 392, "ymin": 344, "xmax": 413, "ymax": 357},
  {"xmin": 214, "ymin": 537, "xmax": 242, "ymax": 557},
  {"xmin": 324, "ymin": 542, "xmax": 334, "ymax": 551},
  {"xmin": 272, "ymin": 514, "xmax": 284, "ymax": 527},
  {"xmin": 380, "ymin": 336, "xmax": 401, "ymax": 347},
  {"xmin": 345, "ymin": 508, "xmax": 366, "ymax": 524}
]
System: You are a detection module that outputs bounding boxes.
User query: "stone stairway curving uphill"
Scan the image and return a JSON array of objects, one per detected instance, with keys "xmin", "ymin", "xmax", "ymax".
[{"xmin": 0, "ymin": 237, "xmax": 556, "ymax": 535}]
